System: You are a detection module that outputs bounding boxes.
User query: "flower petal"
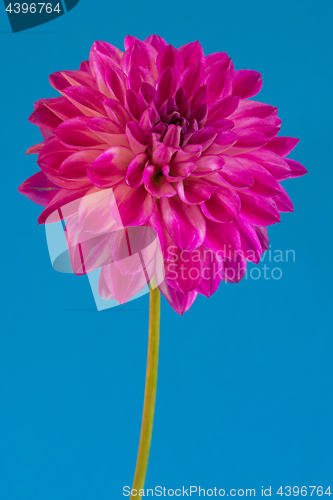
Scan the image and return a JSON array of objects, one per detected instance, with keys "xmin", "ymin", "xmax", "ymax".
[
  {"xmin": 232, "ymin": 70, "xmax": 262, "ymax": 98},
  {"xmin": 160, "ymin": 196, "xmax": 206, "ymax": 251},
  {"xmin": 238, "ymin": 191, "xmax": 281, "ymax": 226},
  {"xmin": 201, "ymin": 186, "xmax": 241, "ymax": 222}
]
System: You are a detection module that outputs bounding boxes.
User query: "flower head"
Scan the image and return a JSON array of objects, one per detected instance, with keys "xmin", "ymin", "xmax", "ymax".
[{"xmin": 19, "ymin": 35, "xmax": 307, "ymax": 314}]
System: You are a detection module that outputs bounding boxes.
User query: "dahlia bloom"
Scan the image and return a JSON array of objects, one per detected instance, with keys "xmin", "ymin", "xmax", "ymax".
[{"xmin": 19, "ymin": 35, "xmax": 307, "ymax": 314}]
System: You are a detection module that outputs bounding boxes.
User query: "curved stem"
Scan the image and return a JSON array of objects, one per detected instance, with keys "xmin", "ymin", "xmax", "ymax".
[{"xmin": 130, "ymin": 284, "xmax": 160, "ymax": 498}]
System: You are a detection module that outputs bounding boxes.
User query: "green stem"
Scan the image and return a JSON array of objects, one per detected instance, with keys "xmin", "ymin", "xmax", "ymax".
[{"xmin": 130, "ymin": 284, "xmax": 160, "ymax": 498}]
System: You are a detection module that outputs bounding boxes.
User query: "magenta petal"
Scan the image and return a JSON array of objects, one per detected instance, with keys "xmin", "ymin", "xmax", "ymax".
[
  {"xmin": 235, "ymin": 218, "xmax": 262, "ymax": 263},
  {"xmin": 192, "ymin": 154, "xmax": 225, "ymax": 177},
  {"xmin": 105, "ymin": 66, "xmax": 127, "ymax": 105},
  {"xmin": 63, "ymin": 86, "xmax": 107, "ymax": 117},
  {"xmin": 126, "ymin": 152, "xmax": 148, "ymax": 187},
  {"xmin": 177, "ymin": 177, "xmax": 217, "ymax": 204},
  {"xmin": 285, "ymin": 158, "xmax": 308, "ymax": 177},
  {"xmin": 112, "ymin": 182, "xmax": 153, "ymax": 226},
  {"xmin": 104, "ymin": 98, "xmax": 132, "ymax": 128},
  {"xmin": 204, "ymin": 218, "xmax": 241, "ymax": 255},
  {"xmin": 172, "ymin": 144, "xmax": 202, "ymax": 163},
  {"xmin": 87, "ymin": 118, "xmax": 128, "ymax": 147},
  {"xmin": 164, "ymin": 246, "xmax": 203, "ymax": 294},
  {"xmin": 18, "ymin": 171, "xmax": 60, "ymax": 207},
  {"xmin": 141, "ymin": 83, "xmax": 160, "ymax": 107},
  {"xmin": 29, "ymin": 103, "xmax": 62, "ymax": 131},
  {"xmin": 201, "ymin": 186, "xmax": 241, "ymax": 222},
  {"xmin": 238, "ymin": 191, "xmax": 281, "ymax": 226},
  {"xmin": 143, "ymin": 164, "xmax": 177, "ymax": 198},
  {"xmin": 254, "ymin": 226, "xmax": 269, "ymax": 252},
  {"xmin": 121, "ymin": 43, "xmax": 156, "ymax": 77},
  {"xmin": 264, "ymin": 137, "xmax": 299, "ymax": 157},
  {"xmin": 240, "ymin": 149, "xmax": 292, "ymax": 180},
  {"xmin": 190, "ymin": 85, "xmax": 209, "ymax": 110},
  {"xmin": 223, "ymin": 253, "xmax": 247, "ymax": 283},
  {"xmin": 219, "ymin": 155, "xmax": 254, "ymax": 188},
  {"xmin": 77, "ymin": 188, "xmax": 120, "ymax": 234},
  {"xmin": 206, "ymin": 65, "xmax": 233, "ymax": 102},
  {"xmin": 231, "ymin": 99, "xmax": 277, "ymax": 119},
  {"xmin": 151, "ymin": 142, "xmax": 178, "ymax": 167},
  {"xmin": 65, "ymin": 217, "xmax": 112, "ymax": 274},
  {"xmin": 190, "ymin": 127, "xmax": 218, "ymax": 152},
  {"xmin": 204, "ymin": 130, "xmax": 238, "ymax": 155},
  {"xmin": 236, "ymin": 157, "xmax": 282, "ymax": 196},
  {"xmin": 157, "ymin": 66, "xmax": 178, "ymax": 103},
  {"xmin": 87, "ymin": 146, "xmax": 134, "ymax": 188},
  {"xmin": 196, "ymin": 249, "xmax": 223, "ymax": 297},
  {"xmin": 162, "ymin": 124, "xmax": 182, "ymax": 148},
  {"xmin": 101, "ymin": 261, "xmax": 149, "ymax": 305},
  {"xmin": 207, "ymin": 96, "xmax": 240, "ymax": 121},
  {"xmin": 226, "ymin": 129, "xmax": 268, "ymax": 155},
  {"xmin": 177, "ymin": 40, "xmax": 205, "ymax": 69},
  {"xmin": 157, "ymin": 44, "xmax": 184, "ymax": 75},
  {"xmin": 232, "ymin": 70, "xmax": 263, "ymax": 98},
  {"xmin": 125, "ymin": 121, "xmax": 147, "ymax": 154},
  {"xmin": 158, "ymin": 279, "xmax": 197, "ymax": 315},
  {"xmin": 125, "ymin": 89, "xmax": 147, "ymax": 121},
  {"xmin": 273, "ymin": 184, "xmax": 294, "ymax": 212},
  {"xmin": 54, "ymin": 117, "xmax": 104, "ymax": 149},
  {"xmin": 38, "ymin": 186, "xmax": 91, "ymax": 224},
  {"xmin": 181, "ymin": 62, "xmax": 206, "ymax": 98},
  {"xmin": 163, "ymin": 161, "xmax": 197, "ymax": 182},
  {"xmin": 145, "ymin": 35, "xmax": 168, "ymax": 52},
  {"xmin": 161, "ymin": 196, "xmax": 206, "ymax": 251}
]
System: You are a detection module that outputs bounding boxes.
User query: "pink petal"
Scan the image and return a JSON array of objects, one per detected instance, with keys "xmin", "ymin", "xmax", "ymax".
[
  {"xmin": 158, "ymin": 280, "xmax": 197, "ymax": 315},
  {"xmin": 190, "ymin": 85, "xmax": 209, "ymax": 110},
  {"xmin": 151, "ymin": 142, "xmax": 178, "ymax": 167},
  {"xmin": 240, "ymin": 149, "xmax": 292, "ymax": 180},
  {"xmin": 192, "ymin": 154, "xmax": 225, "ymax": 177},
  {"xmin": 254, "ymin": 226, "xmax": 269, "ymax": 252},
  {"xmin": 125, "ymin": 121, "xmax": 147, "ymax": 154},
  {"xmin": 126, "ymin": 152, "xmax": 148, "ymax": 187},
  {"xmin": 105, "ymin": 66, "xmax": 127, "ymax": 105},
  {"xmin": 236, "ymin": 157, "xmax": 282, "ymax": 196},
  {"xmin": 235, "ymin": 218, "xmax": 262, "ymax": 263},
  {"xmin": 87, "ymin": 146, "xmax": 134, "ymax": 188},
  {"xmin": 238, "ymin": 191, "xmax": 281, "ymax": 226},
  {"xmin": 157, "ymin": 66, "xmax": 178, "ymax": 103},
  {"xmin": 87, "ymin": 118, "xmax": 128, "ymax": 147},
  {"xmin": 226, "ymin": 129, "xmax": 268, "ymax": 155},
  {"xmin": 54, "ymin": 117, "xmax": 104, "ymax": 149},
  {"xmin": 190, "ymin": 127, "xmax": 218, "ymax": 152},
  {"xmin": 63, "ymin": 86, "xmax": 107, "ymax": 117},
  {"xmin": 29, "ymin": 104, "xmax": 63, "ymax": 131},
  {"xmin": 196, "ymin": 249, "xmax": 223, "ymax": 297},
  {"xmin": 143, "ymin": 164, "xmax": 177, "ymax": 198},
  {"xmin": 125, "ymin": 89, "xmax": 147, "ymax": 121},
  {"xmin": 101, "ymin": 261, "xmax": 149, "ymax": 305},
  {"xmin": 232, "ymin": 70, "xmax": 263, "ymax": 98},
  {"xmin": 78, "ymin": 188, "xmax": 121, "ymax": 234},
  {"xmin": 18, "ymin": 171, "xmax": 60, "ymax": 207},
  {"xmin": 121, "ymin": 42, "xmax": 157, "ymax": 77},
  {"xmin": 204, "ymin": 130, "xmax": 238, "ymax": 155},
  {"xmin": 206, "ymin": 64, "xmax": 233, "ymax": 102},
  {"xmin": 204, "ymin": 218, "xmax": 241, "ymax": 255},
  {"xmin": 177, "ymin": 177, "xmax": 217, "ymax": 204},
  {"xmin": 264, "ymin": 137, "xmax": 299, "ymax": 157},
  {"xmin": 156, "ymin": 44, "xmax": 184, "ymax": 75},
  {"xmin": 230, "ymin": 99, "xmax": 277, "ymax": 119},
  {"xmin": 223, "ymin": 253, "xmax": 247, "ymax": 283},
  {"xmin": 112, "ymin": 182, "xmax": 153, "ymax": 226},
  {"xmin": 181, "ymin": 62, "xmax": 206, "ymax": 98},
  {"xmin": 164, "ymin": 246, "xmax": 203, "ymax": 294},
  {"xmin": 272, "ymin": 184, "xmax": 294, "ymax": 212},
  {"xmin": 104, "ymin": 98, "xmax": 131, "ymax": 129},
  {"xmin": 177, "ymin": 40, "xmax": 205, "ymax": 69},
  {"xmin": 285, "ymin": 158, "xmax": 308, "ymax": 177},
  {"xmin": 162, "ymin": 161, "xmax": 197, "ymax": 182},
  {"xmin": 207, "ymin": 95, "xmax": 240, "ymax": 121},
  {"xmin": 201, "ymin": 186, "xmax": 241, "ymax": 222},
  {"xmin": 160, "ymin": 196, "xmax": 206, "ymax": 251},
  {"xmin": 219, "ymin": 155, "xmax": 254, "ymax": 188},
  {"xmin": 38, "ymin": 186, "xmax": 92, "ymax": 224},
  {"xmin": 145, "ymin": 35, "xmax": 168, "ymax": 53}
]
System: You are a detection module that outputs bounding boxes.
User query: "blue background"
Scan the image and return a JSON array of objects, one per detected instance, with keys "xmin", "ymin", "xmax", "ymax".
[{"xmin": 0, "ymin": 0, "xmax": 332, "ymax": 498}]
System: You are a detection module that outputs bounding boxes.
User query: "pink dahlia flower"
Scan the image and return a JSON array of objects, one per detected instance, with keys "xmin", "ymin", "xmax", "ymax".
[{"xmin": 19, "ymin": 35, "xmax": 307, "ymax": 314}]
